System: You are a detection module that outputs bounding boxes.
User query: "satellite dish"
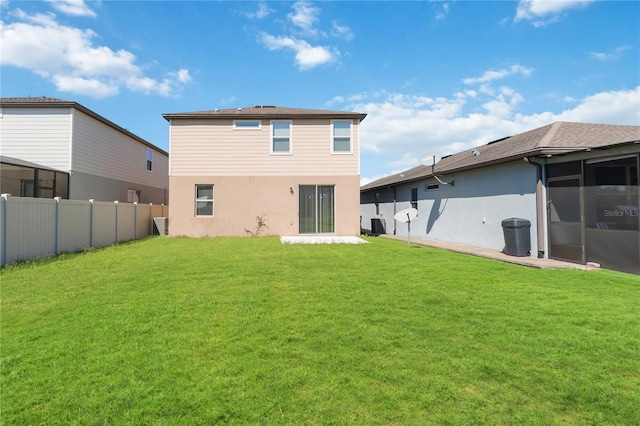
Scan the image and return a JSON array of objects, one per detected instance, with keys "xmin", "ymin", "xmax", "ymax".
[
  {"xmin": 420, "ymin": 154, "xmax": 441, "ymax": 167},
  {"xmin": 394, "ymin": 208, "xmax": 418, "ymax": 223},
  {"xmin": 394, "ymin": 208, "xmax": 418, "ymax": 246}
]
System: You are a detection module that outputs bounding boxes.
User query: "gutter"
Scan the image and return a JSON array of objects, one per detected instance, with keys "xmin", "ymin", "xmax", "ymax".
[{"xmin": 524, "ymin": 157, "xmax": 547, "ymax": 258}]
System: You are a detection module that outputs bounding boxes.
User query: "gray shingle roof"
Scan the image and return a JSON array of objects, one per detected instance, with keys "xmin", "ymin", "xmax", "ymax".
[
  {"xmin": 163, "ymin": 105, "xmax": 367, "ymax": 121},
  {"xmin": 0, "ymin": 97, "xmax": 168, "ymax": 156},
  {"xmin": 361, "ymin": 121, "xmax": 640, "ymax": 191},
  {"xmin": 0, "ymin": 155, "xmax": 67, "ymax": 172},
  {"xmin": 0, "ymin": 96, "xmax": 70, "ymax": 104}
]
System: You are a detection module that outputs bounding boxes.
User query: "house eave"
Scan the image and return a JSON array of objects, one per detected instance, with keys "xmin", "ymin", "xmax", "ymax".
[{"xmin": 361, "ymin": 141, "xmax": 640, "ymax": 192}]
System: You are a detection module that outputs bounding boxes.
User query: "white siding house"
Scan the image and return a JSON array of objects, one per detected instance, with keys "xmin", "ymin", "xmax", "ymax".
[{"xmin": 0, "ymin": 97, "xmax": 168, "ymax": 204}]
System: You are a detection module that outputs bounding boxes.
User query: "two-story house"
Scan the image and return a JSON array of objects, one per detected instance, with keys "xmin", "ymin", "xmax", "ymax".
[
  {"xmin": 163, "ymin": 105, "xmax": 367, "ymax": 237},
  {"xmin": 0, "ymin": 97, "xmax": 168, "ymax": 204}
]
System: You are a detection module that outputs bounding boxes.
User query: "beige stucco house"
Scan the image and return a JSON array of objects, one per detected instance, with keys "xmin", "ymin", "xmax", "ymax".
[{"xmin": 163, "ymin": 105, "xmax": 367, "ymax": 237}]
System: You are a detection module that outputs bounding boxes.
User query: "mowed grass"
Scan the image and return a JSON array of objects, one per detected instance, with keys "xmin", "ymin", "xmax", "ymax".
[{"xmin": 1, "ymin": 236, "xmax": 639, "ymax": 425}]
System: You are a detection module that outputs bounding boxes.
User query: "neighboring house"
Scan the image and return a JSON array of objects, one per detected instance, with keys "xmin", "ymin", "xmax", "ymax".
[
  {"xmin": 0, "ymin": 97, "xmax": 168, "ymax": 204},
  {"xmin": 163, "ymin": 105, "xmax": 367, "ymax": 237},
  {"xmin": 361, "ymin": 122, "xmax": 640, "ymax": 274}
]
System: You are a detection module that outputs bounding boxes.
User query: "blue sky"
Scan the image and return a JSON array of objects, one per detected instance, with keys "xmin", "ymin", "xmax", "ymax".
[{"xmin": 1, "ymin": 0, "xmax": 639, "ymax": 185}]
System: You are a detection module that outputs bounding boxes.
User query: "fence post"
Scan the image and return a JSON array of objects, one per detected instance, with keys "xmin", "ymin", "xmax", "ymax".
[
  {"xmin": 54, "ymin": 197, "xmax": 61, "ymax": 255},
  {"xmin": 133, "ymin": 202, "xmax": 138, "ymax": 240},
  {"xmin": 89, "ymin": 199, "xmax": 95, "ymax": 248},
  {"xmin": 1, "ymin": 194, "xmax": 9, "ymax": 266},
  {"xmin": 149, "ymin": 203, "xmax": 153, "ymax": 235},
  {"xmin": 114, "ymin": 200, "xmax": 119, "ymax": 243}
]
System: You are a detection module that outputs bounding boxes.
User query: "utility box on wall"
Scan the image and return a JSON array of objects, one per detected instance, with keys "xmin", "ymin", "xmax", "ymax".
[
  {"xmin": 153, "ymin": 217, "xmax": 168, "ymax": 235},
  {"xmin": 371, "ymin": 217, "xmax": 386, "ymax": 235}
]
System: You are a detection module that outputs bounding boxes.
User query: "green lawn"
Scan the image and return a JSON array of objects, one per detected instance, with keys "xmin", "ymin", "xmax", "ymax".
[{"xmin": 1, "ymin": 236, "xmax": 638, "ymax": 425}]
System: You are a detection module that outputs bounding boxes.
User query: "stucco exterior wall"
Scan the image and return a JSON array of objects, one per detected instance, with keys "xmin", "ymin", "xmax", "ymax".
[
  {"xmin": 169, "ymin": 175, "xmax": 361, "ymax": 237},
  {"xmin": 361, "ymin": 161, "xmax": 539, "ymax": 252}
]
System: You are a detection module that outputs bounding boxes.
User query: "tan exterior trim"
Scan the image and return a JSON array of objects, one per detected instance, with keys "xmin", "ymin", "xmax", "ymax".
[{"xmin": 169, "ymin": 175, "xmax": 361, "ymax": 237}]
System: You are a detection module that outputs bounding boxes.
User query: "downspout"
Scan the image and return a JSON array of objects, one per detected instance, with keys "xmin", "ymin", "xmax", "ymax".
[
  {"xmin": 390, "ymin": 186, "xmax": 397, "ymax": 235},
  {"xmin": 524, "ymin": 157, "xmax": 547, "ymax": 258}
]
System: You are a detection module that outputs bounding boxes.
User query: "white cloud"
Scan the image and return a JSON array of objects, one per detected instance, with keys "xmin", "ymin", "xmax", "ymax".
[
  {"xmin": 554, "ymin": 87, "xmax": 640, "ymax": 125},
  {"xmin": 253, "ymin": 1, "xmax": 348, "ymax": 69},
  {"xmin": 339, "ymin": 86, "xmax": 640, "ymax": 182},
  {"xmin": 288, "ymin": 0, "xmax": 320, "ymax": 36},
  {"xmin": 435, "ymin": 3, "xmax": 449, "ymax": 21},
  {"xmin": 0, "ymin": 10, "xmax": 191, "ymax": 98},
  {"xmin": 244, "ymin": 2, "xmax": 273, "ymax": 20},
  {"xmin": 44, "ymin": 0, "xmax": 96, "ymax": 17},
  {"xmin": 331, "ymin": 20, "xmax": 353, "ymax": 41},
  {"xmin": 54, "ymin": 75, "xmax": 117, "ymax": 97},
  {"xmin": 515, "ymin": 0, "xmax": 593, "ymax": 26},
  {"xmin": 258, "ymin": 32, "xmax": 337, "ymax": 70},
  {"xmin": 463, "ymin": 64, "xmax": 533, "ymax": 85},
  {"xmin": 588, "ymin": 45, "xmax": 630, "ymax": 61}
]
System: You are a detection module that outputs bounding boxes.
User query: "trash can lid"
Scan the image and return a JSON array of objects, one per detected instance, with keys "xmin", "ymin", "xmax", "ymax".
[{"xmin": 501, "ymin": 217, "xmax": 531, "ymax": 227}]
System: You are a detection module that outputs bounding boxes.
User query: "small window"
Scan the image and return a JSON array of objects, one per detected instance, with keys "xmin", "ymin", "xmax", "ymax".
[
  {"xmin": 271, "ymin": 121, "xmax": 291, "ymax": 154},
  {"xmin": 426, "ymin": 183, "xmax": 439, "ymax": 191},
  {"xmin": 234, "ymin": 120, "xmax": 261, "ymax": 129},
  {"xmin": 411, "ymin": 187, "xmax": 418, "ymax": 211},
  {"xmin": 195, "ymin": 185, "xmax": 214, "ymax": 216},
  {"xmin": 146, "ymin": 148, "xmax": 153, "ymax": 171},
  {"xmin": 332, "ymin": 120, "xmax": 351, "ymax": 153}
]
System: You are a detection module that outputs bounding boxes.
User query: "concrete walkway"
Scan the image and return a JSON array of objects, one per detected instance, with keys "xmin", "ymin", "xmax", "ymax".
[{"xmin": 381, "ymin": 234, "xmax": 596, "ymax": 270}]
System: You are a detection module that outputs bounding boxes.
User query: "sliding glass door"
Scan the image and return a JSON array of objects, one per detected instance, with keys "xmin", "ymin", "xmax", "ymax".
[{"xmin": 299, "ymin": 185, "xmax": 335, "ymax": 234}]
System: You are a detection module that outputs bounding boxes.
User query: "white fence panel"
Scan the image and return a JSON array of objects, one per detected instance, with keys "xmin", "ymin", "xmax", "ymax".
[
  {"xmin": 117, "ymin": 202, "xmax": 135, "ymax": 242},
  {"xmin": 0, "ymin": 194, "xmax": 167, "ymax": 266},
  {"xmin": 136, "ymin": 203, "xmax": 151, "ymax": 239},
  {"xmin": 3, "ymin": 196, "xmax": 57, "ymax": 264},
  {"xmin": 92, "ymin": 201, "xmax": 117, "ymax": 248},
  {"xmin": 58, "ymin": 199, "xmax": 92, "ymax": 254}
]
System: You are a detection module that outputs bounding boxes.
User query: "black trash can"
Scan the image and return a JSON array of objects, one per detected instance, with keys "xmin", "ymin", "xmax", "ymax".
[{"xmin": 501, "ymin": 218, "xmax": 531, "ymax": 257}]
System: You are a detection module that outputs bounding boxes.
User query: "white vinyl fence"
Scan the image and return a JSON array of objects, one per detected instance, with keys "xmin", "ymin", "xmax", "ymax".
[{"xmin": 0, "ymin": 194, "xmax": 168, "ymax": 266}]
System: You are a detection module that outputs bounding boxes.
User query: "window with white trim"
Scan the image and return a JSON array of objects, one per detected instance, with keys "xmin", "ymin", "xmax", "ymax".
[
  {"xmin": 195, "ymin": 185, "xmax": 214, "ymax": 216},
  {"xmin": 233, "ymin": 120, "xmax": 261, "ymax": 129},
  {"xmin": 146, "ymin": 148, "xmax": 153, "ymax": 171},
  {"xmin": 332, "ymin": 120, "xmax": 352, "ymax": 153},
  {"xmin": 271, "ymin": 121, "xmax": 291, "ymax": 154}
]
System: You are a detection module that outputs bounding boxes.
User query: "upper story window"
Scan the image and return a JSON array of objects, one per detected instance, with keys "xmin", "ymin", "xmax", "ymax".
[
  {"xmin": 271, "ymin": 121, "xmax": 291, "ymax": 154},
  {"xmin": 146, "ymin": 148, "xmax": 153, "ymax": 171},
  {"xmin": 234, "ymin": 120, "xmax": 261, "ymax": 130},
  {"xmin": 332, "ymin": 120, "xmax": 352, "ymax": 153}
]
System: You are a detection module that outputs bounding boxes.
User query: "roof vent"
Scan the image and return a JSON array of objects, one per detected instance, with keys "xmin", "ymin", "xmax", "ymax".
[
  {"xmin": 237, "ymin": 107, "xmax": 242, "ymax": 112},
  {"xmin": 471, "ymin": 149, "xmax": 480, "ymax": 156},
  {"xmin": 214, "ymin": 108, "xmax": 219, "ymax": 112}
]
